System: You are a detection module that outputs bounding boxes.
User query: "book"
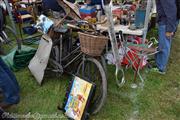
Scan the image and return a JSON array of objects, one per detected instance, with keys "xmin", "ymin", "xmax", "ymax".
[{"xmin": 64, "ymin": 76, "xmax": 95, "ymax": 120}]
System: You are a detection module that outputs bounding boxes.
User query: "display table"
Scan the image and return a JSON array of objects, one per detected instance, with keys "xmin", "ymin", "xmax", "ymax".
[{"xmin": 97, "ymin": 24, "xmax": 144, "ymax": 36}]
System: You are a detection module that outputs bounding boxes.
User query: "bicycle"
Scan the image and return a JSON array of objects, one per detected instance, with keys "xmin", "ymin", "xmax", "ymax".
[
  {"xmin": 38, "ymin": 0, "xmax": 107, "ymax": 114},
  {"xmin": 46, "ymin": 21, "xmax": 108, "ymax": 114}
]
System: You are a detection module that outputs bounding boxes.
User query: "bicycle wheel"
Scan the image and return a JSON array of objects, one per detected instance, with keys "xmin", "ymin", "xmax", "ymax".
[
  {"xmin": 76, "ymin": 57, "xmax": 107, "ymax": 114},
  {"xmin": 100, "ymin": 55, "xmax": 107, "ymax": 76},
  {"xmin": 1, "ymin": 25, "xmax": 21, "ymax": 54}
]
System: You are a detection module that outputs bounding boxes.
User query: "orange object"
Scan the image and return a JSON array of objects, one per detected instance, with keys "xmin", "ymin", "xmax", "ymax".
[
  {"xmin": 121, "ymin": 49, "xmax": 146, "ymax": 70},
  {"xmin": 112, "ymin": 9, "xmax": 123, "ymax": 18}
]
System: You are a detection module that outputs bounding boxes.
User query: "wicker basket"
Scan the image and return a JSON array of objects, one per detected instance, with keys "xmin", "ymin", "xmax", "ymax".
[{"xmin": 78, "ymin": 32, "xmax": 108, "ymax": 56}]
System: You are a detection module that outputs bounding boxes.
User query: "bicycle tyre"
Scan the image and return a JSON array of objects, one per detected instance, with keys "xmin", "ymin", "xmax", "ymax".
[
  {"xmin": 1, "ymin": 25, "xmax": 21, "ymax": 53},
  {"xmin": 76, "ymin": 57, "xmax": 107, "ymax": 114}
]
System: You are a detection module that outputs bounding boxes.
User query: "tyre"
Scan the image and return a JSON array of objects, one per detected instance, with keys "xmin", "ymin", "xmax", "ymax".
[
  {"xmin": 0, "ymin": 25, "xmax": 20, "ymax": 54},
  {"xmin": 76, "ymin": 57, "xmax": 107, "ymax": 114},
  {"xmin": 3, "ymin": 26, "xmax": 18, "ymax": 43}
]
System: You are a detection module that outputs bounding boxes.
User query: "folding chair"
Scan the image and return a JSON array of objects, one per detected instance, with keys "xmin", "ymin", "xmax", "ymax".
[
  {"xmin": 9, "ymin": 0, "xmax": 35, "ymax": 39},
  {"xmin": 118, "ymin": 31, "xmax": 158, "ymax": 87},
  {"xmin": 104, "ymin": 0, "xmax": 158, "ymax": 87}
]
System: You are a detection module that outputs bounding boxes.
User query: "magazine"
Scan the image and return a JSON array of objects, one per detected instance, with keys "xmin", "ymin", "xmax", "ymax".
[{"xmin": 64, "ymin": 76, "xmax": 94, "ymax": 120}]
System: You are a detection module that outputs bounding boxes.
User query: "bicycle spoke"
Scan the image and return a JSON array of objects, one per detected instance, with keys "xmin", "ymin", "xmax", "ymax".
[{"xmin": 76, "ymin": 57, "xmax": 107, "ymax": 114}]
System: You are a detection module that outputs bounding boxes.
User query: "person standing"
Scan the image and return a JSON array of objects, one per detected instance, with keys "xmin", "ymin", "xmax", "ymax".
[{"xmin": 153, "ymin": 0, "xmax": 178, "ymax": 74}]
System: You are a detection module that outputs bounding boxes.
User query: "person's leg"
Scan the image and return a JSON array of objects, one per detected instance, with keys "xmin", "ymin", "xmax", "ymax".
[
  {"xmin": 155, "ymin": 24, "xmax": 172, "ymax": 72},
  {"xmin": 0, "ymin": 58, "xmax": 20, "ymax": 92},
  {"xmin": 0, "ymin": 59, "xmax": 20, "ymax": 106}
]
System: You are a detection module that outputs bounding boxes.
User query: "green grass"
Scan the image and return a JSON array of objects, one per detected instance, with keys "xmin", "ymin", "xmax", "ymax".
[{"xmin": 4, "ymin": 27, "xmax": 180, "ymax": 120}]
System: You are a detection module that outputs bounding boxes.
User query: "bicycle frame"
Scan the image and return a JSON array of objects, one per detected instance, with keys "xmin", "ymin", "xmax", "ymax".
[{"xmin": 50, "ymin": 27, "xmax": 82, "ymax": 72}]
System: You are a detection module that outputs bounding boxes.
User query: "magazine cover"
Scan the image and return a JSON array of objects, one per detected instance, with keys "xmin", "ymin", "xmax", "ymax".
[{"xmin": 64, "ymin": 76, "xmax": 93, "ymax": 120}]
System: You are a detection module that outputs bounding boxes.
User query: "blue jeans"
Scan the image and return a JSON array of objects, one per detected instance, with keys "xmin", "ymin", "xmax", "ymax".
[
  {"xmin": 155, "ymin": 25, "xmax": 172, "ymax": 72},
  {"xmin": 0, "ymin": 58, "xmax": 20, "ymax": 104}
]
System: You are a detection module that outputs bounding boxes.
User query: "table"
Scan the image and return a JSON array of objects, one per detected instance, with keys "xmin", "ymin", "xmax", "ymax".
[{"xmin": 97, "ymin": 24, "xmax": 144, "ymax": 36}]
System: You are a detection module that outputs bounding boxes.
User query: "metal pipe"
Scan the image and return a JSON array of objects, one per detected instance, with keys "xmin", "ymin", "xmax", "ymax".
[{"xmin": 4, "ymin": 0, "xmax": 17, "ymax": 35}]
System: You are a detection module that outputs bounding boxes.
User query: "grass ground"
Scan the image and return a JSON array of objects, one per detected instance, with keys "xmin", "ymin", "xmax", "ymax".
[{"xmin": 5, "ymin": 26, "xmax": 180, "ymax": 120}]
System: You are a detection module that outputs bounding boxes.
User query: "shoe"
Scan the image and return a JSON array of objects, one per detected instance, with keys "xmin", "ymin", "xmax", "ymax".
[
  {"xmin": 0, "ymin": 102, "xmax": 13, "ymax": 109},
  {"xmin": 150, "ymin": 67, "xmax": 166, "ymax": 75}
]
